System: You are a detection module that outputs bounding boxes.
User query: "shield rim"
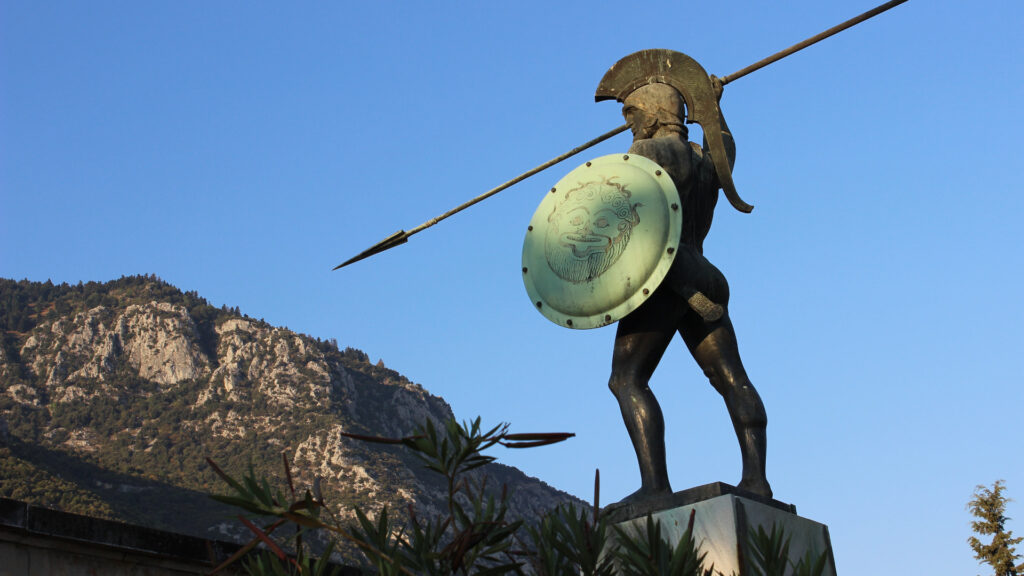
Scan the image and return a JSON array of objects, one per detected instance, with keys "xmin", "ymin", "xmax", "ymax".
[{"xmin": 522, "ymin": 153, "xmax": 681, "ymax": 330}]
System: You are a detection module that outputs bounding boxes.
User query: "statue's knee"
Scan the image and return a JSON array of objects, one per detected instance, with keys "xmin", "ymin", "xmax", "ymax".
[
  {"xmin": 608, "ymin": 369, "xmax": 642, "ymax": 396},
  {"xmin": 608, "ymin": 373, "xmax": 625, "ymax": 395},
  {"xmin": 732, "ymin": 384, "xmax": 767, "ymax": 426},
  {"xmin": 705, "ymin": 369, "xmax": 734, "ymax": 397},
  {"xmin": 708, "ymin": 368, "xmax": 748, "ymax": 397},
  {"xmin": 710, "ymin": 373, "xmax": 767, "ymax": 423}
]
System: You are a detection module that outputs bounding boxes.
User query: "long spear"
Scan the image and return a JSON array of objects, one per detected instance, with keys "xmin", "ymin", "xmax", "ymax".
[{"xmin": 334, "ymin": 0, "xmax": 909, "ymax": 270}]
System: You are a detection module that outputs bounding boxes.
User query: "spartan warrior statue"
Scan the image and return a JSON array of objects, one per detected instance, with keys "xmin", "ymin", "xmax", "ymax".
[
  {"xmin": 340, "ymin": 0, "xmax": 917, "ymax": 500},
  {"xmin": 596, "ymin": 51, "xmax": 772, "ymax": 502}
]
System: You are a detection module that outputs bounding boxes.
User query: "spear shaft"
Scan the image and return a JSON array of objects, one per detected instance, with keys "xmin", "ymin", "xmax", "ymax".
[
  {"xmin": 334, "ymin": 0, "xmax": 909, "ymax": 270},
  {"xmin": 720, "ymin": 0, "xmax": 909, "ymax": 86},
  {"xmin": 331, "ymin": 124, "xmax": 628, "ymax": 270}
]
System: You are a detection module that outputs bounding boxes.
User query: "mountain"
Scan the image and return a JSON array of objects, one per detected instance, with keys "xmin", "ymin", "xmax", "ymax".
[{"xmin": 0, "ymin": 276, "xmax": 578, "ymax": 559}]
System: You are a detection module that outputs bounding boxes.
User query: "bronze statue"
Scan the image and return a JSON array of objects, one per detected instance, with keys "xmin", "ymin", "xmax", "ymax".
[
  {"xmin": 332, "ymin": 0, "xmax": 914, "ymax": 509},
  {"xmin": 607, "ymin": 79, "xmax": 771, "ymax": 502}
]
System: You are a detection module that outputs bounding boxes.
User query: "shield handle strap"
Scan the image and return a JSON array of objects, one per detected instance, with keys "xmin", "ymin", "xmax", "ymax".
[{"xmin": 595, "ymin": 49, "xmax": 753, "ymax": 213}]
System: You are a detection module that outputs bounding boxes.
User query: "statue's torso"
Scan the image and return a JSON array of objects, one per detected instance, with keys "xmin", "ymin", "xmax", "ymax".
[
  {"xmin": 628, "ymin": 135, "xmax": 728, "ymax": 304},
  {"xmin": 628, "ymin": 136, "xmax": 718, "ymax": 254}
]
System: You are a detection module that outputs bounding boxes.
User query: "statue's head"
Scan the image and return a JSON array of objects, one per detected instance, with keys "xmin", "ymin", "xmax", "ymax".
[
  {"xmin": 544, "ymin": 177, "xmax": 641, "ymax": 284},
  {"xmin": 622, "ymin": 82, "xmax": 687, "ymax": 140}
]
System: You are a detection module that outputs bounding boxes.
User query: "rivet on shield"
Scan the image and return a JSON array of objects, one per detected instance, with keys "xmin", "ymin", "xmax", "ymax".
[
  {"xmin": 528, "ymin": 225, "xmax": 533, "ymax": 231},
  {"xmin": 605, "ymin": 314, "xmax": 612, "ymax": 322},
  {"xmin": 586, "ymin": 161, "xmax": 592, "ymax": 167},
  {"xmin": 623, "ymin": 154, "xmax": 629, "ymax": 161},
  {"xmin": 566, "ymin": 319, "xmax": 573, "ymax": 326},
  {"xmin": 671, "ymin": 203, "xmax": 679, "ymax": 211},
  {"xmin": 643, "ymin": 288, "xmax": 650, "ymax": 296},
  {"xmin": 522, "ymin": 267, "xmax": 528, "ymax": 274},
  {"xmin": 667, "ymin": 247, "xmax": 675, "ymax": 254},
  {"xmin": 550, "ymin": 187, "xmax": 557, "ymax": 193},
  {"xmin": 655, "ymin": 170, "xmax": 662, "ymax": 176},
  {"xmin": 536, "ymin": 301, "xmax": 543, "ymax": 308}
]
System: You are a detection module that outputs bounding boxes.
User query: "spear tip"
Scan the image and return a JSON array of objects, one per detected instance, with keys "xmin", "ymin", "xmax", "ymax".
[{"xmin": 332, "ymin": 230, "xmax": 409, "ymax": 270}]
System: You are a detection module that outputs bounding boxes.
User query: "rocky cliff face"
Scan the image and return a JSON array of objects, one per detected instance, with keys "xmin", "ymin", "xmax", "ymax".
[
  {"xmin": 21, "ymin": 302, "xmax": 211, "ymax": 399},
  {"xmin": 0, "ymin": 277, "xmax": 576, "ymax": 551}
]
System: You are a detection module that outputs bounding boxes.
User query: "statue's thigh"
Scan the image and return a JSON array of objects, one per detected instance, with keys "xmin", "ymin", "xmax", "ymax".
[
  {"xmin": 678, "ymin": 312, "xmax": 752, "ymax": 393},
  {"xmin": 611, "ymin": 288, "xmax": 684, "ymax": 380}
]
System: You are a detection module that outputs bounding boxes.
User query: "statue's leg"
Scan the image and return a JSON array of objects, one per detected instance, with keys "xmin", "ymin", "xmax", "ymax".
[
  {"xmin": 679, "ymin": 311, "xmax": 773, "ymax": 498},
  {"xmin": 609, "ymin": 289, "xmax": 679, "ymax": 501}
]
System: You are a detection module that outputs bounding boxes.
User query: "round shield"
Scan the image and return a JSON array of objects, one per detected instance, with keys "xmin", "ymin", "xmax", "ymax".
[{"xmin": 522, "ymin": 153, "xmax": 681, "ymax": 329}]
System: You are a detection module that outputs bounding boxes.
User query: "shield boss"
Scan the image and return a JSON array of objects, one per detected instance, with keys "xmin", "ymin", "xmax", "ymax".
[{"xmin": 522, "ymin": 154, "xmax": 681, "ymax": 329}]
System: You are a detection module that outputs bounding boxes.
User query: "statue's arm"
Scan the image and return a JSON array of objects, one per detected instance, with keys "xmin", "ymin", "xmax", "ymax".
[
  {"xmin": 627, "ymin": 137, "xmax": 655, "ymax": 157},
  {"xmin": 703, "ymin": 76, "xmax": 736, "ymax": 187},
  {"xmin": 629, "ymin": 138, "xmax": 691, "ymax": 205},
  {"xmin": 702, "ymin": 109, "xmax": 736, "ymax": 174}
]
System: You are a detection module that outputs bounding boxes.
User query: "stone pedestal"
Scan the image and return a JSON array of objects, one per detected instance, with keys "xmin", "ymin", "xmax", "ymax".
[{"xmin": 605, "ymin": 483, "xmax": 836, "ymax": 575}]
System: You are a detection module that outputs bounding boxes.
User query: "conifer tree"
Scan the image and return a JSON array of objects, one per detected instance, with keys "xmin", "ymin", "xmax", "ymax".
[{"xmin": 969, "ymin": 480, "xmax": 1023, "ymax": 576}]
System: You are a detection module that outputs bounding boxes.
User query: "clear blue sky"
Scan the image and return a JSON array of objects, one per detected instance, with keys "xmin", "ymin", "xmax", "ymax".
[{"xmin": 2, "ymin": 1, "xmax": 1022, "ymax": 573}]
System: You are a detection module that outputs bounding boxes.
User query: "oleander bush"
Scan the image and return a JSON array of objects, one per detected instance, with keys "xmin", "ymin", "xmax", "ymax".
[{"xmin": 209, "ymin": 416, "xmax": 826, "ymax": 576}]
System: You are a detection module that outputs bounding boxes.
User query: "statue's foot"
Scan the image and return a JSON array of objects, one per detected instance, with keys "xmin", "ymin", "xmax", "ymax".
[
  {"xmin": 737, "ymin": 477, "xmax": 773, "ymax": 499},
  {"xmin": 603, "ymin": 486, "xmax": 672, "ymax": 514}
]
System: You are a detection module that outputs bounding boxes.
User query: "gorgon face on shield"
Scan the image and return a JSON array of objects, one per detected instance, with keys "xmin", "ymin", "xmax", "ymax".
[{"xmin": 544, "ymin": 178, "xmax": 640, "ymax": 284}]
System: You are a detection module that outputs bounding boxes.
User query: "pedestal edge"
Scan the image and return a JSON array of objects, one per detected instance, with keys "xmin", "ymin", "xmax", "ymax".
[{"xmin": 602, "ymin": 481, "xmax": 796, "ymax": 524}]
